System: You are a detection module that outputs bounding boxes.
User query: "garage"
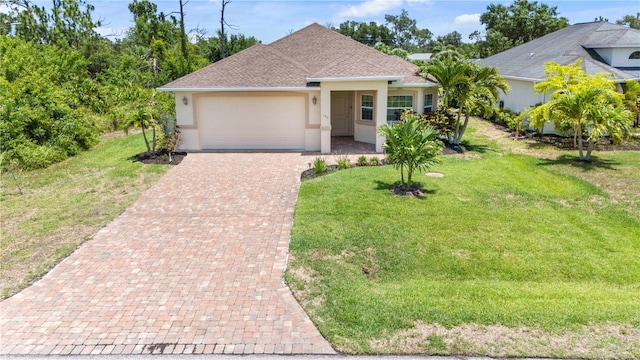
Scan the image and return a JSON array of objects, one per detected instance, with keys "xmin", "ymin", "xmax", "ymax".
[{"xmin": 196, "ymin": 93, "xmax": 306, "ymax": 150}]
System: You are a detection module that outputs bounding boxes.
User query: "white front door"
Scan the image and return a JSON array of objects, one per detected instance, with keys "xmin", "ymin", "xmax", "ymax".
[{"xmin": 331, "ymin": 92, "xmax": 353, "ymax": 136}]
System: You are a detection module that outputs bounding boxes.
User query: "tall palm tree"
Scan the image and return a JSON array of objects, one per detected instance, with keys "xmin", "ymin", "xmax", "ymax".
[
  {"xmin": 425, "ymin": 59, "xmax": 472, "ymax": 109},
  {"xmin": 453, "ymin": 65, "xmax": 510, "ymax": 145},
  {"xmin": 425, "ymin": 60, "xmax": 509, "ymax": 146}
]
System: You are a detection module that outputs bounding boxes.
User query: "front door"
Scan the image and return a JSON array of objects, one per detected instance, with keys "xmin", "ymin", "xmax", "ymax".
[{"xmin": 331, "ymin": 92, "xmax": 353, "ymax": 136}]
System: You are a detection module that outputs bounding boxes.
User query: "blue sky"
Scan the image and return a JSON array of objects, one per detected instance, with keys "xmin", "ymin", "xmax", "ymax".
[{"xmin": 4, "ymin": 0, "xmax": 639, "ymax": 43}]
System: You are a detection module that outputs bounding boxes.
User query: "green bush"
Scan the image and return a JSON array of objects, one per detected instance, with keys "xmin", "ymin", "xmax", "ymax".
[
  {"xmin": 0, "ymin": 37, "xmax": 99, "ymax": 170},
  {"xmin": 489, "ymin": 108, "xmax": 523, "ymax": 132},
  {"xmin": 335, "ymin": 153, "xmax": 352, "ymax": 169},
  {"xmin": 313, "ymin": 157, "xmax": 328, "ymax": 174},
  {"xmin": 417, "ymin": 108, "xmax": 456, "ymax": 138},
  {"xmin": 356, "ymin": 155, "xmax": 368, "ymax": 166}
]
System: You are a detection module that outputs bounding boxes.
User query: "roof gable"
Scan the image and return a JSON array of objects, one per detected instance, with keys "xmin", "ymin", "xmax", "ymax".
[{"xmin": 161, "ymin": 23, "xmax": 433, "ymax": 89}]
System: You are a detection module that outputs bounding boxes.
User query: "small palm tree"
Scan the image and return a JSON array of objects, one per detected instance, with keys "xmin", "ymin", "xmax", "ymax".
[{"xmin": 378, "ymin": 112, "xmax": 443, "ymax": 189}]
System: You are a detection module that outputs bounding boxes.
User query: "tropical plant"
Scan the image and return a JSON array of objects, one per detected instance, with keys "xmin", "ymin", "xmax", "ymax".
[
  {"xmin": 524, "ymin": 60, "xmax": 634, "ymax": 161},
  {"xmin": 425, "ymin": 60, "xmax": 509, "ymax": 146},
  {"xmin": 356, "ymin": 155, "xmax": 369, "ymax": 166},
  {"xmin": 378, "ymin": 112, "xmax": 443, "ymax": 188},
  {"xmin": 313, "ymin": 157, "xmax": 328, "ymax": 174},
  {"xmin": 368, "ymin": 156, "xmax": 382, "ymax": 166},
  {"xmin": 622, "ymin": 80, "xmax": 640, "ymax": 127},
  {"xmin": 335, "ymin": 153, "xmax": 352, "ymax": 169},
  {"xmin": 424, "ymin": 58, "xmax": 472, "ymax": 109}
]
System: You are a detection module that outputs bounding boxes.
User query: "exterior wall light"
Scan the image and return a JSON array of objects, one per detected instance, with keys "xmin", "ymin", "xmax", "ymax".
[
  {"xmin": 182, "ymin": 96, "xmax": 188, "ymax": 105},
  {"xmin": 312, "ymin": 96, "xmax": 317, "ymax": 105}
]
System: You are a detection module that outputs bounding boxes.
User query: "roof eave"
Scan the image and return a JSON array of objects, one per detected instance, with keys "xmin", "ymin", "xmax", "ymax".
[
  {"xmin": 306, "ymin": 76, "xmax": 403, "ymax": 82},
  {"xmin": 157, "ymin": 86, "xmax": 312, "ymax": 92},
  {"xmin": 389, "ymin": 82, "xmax": 439, "ymax": 88},
  {"xmin": 583, "ymin": 44, "xmax": 640, "ymax": 49}
]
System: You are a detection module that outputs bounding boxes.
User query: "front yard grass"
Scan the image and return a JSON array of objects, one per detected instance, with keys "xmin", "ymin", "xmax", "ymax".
[
  {"xmin": 0, "ymin": 133, "xmax": 171, "ymax": 299},
  {"xmin": 286, "ymin": 118, "xmax": 640, "ymax": 358}
]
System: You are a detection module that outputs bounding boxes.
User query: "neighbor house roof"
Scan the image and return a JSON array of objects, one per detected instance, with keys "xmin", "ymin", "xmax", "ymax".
[
  {"xmin": 160, "ymin": 23, "xmax": 435, "ymax": 90},
  {"xmin": 477, "ymin": 22, "xmax": 640, "ymax": 82}
]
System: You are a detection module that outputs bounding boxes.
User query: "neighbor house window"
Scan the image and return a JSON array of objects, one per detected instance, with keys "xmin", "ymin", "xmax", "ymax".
[
  {"xmin": 629, "ymin": 51, "xmax": 640, "ymax": 59},
  {"xmin": 387, "ymin": 95, "xmax": 413, "ymax": 123},
  {"xmin": 424, "ymin": 94, "xmax": 433, "ymax": 113},
  {"xmin": 361, "ymin": 94, "xmax": 374, "ymax": 121}
]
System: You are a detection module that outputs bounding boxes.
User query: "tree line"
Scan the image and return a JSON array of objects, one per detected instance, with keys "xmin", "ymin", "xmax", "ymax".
[{"xmin": 333, "ymin": 1, "xmax": 639, "ymax": 59}]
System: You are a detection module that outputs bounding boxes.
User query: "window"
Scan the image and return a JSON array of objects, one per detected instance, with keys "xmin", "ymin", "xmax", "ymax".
[
  {"xmin": 387, "ymin": 95, "xmax": 413, "ymax": 123},
  {"xmin": 361, "ymin": 94, "xmax": 374, "ymax": 121},
  {"xmin": 424, "ymin": 94, "xmax": 433, "ymax": 113},
  {"xmin": 629, "ymin": 51, "xmax": 640, "ymax": 59}
]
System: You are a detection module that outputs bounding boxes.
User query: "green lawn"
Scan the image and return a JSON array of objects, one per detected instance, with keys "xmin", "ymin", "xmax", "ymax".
[
  {"xmin": 286, "ymin": 121, "xmax": 640, "ymax": 358},
  {"xmin": 0, "ymin": 133, "xmax": 171, "ymax": 299}
]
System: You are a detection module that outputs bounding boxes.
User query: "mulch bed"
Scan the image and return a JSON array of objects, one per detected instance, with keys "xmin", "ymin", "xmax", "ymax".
[
  {"xmin": 134, "ymin": 152, "xmax": 187, "ymax": 166},
  {"xmin": 530, "ymin": 134, "xmax": 640, "ymax": 151}
]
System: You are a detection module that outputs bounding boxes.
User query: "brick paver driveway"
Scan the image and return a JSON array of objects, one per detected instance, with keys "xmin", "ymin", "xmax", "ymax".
[{"xmin": 0, "ymin": 153, "xmax": 335, "ymax": 355}]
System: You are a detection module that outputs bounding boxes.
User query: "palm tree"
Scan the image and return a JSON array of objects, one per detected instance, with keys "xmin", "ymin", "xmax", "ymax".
[
  {"xmin": 525, "ymin": 61, "xmax": 633, "ymax": 161},
  {"xmin": 425, "ymin": 60, "xmax": 509, "ymax": 146},
  {"xmin": 425, "ymin": 59, "xmax": 472, "ymax": 109},
  {"xmin": 453, "ymin": 65, "xmax": 510, "ymax": 145},
  {"xmin": 378, "ymin": 112, "xmax": 443, "ymax": 188}
]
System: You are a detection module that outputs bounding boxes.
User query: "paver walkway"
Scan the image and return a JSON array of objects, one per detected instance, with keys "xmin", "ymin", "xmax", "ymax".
[{"xmin": 0, "ymin": 153, "xmax": 335, "ymax": 355}]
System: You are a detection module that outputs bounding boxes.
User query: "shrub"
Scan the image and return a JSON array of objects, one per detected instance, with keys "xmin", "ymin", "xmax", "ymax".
[
  {"xmin": 418, "ymin": 108, "xmax": 456, "ymax": 137},
  {"xmin": 335, "ymin": 153, "xmax": 352, "ymax": 169},
  {"xmin": 313, "ymin": 157, "xmax": 328, "ymax": 174},
  {"xmin": 369, "ymin": 156, "xmax": 382, "ymax": 166},
  {"xmin": 356, "ymin": 155, "xmax": 368, "ymax": 166}
]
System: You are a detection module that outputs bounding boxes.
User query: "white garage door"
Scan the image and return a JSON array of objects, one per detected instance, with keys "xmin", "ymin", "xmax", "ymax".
[{"xmin": 197, "ymin": 94, "xmax": 306, "ymax": 150}]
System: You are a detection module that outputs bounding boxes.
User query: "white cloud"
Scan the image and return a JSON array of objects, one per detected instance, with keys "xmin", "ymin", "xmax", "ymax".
[
  {"xmin": 454, "ymin": 13, "xmax": 480, "ymax": 26},
  {"xmin": 338, "ymin": 0, "xmax": 403, "ymax": 18},
  {"xmin": 406, "ymin": 0, "xmax": 432, "ymax": 3}
]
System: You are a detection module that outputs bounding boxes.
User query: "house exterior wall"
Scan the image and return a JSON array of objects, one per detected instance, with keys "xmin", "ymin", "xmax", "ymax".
[
  {"xmin": 593, "ymin": 47, "xmax": 640, "ymax": 68},
  {"xmin": 319, "ymin": 80, "xmax": 389, "ymax": 153},
  {"xmin": 173, "ymin": 90, "xmax": 318, "ymax": 151},
  {"xmin": 501, "ymin": 79, "xmax": 546, "ymax": 113}
]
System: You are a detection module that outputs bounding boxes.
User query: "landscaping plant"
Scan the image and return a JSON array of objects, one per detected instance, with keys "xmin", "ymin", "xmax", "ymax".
[
  {"xmin": 524, "ymin": 60, "xmax": 634, "ymax": 161},
  {"xmin": 378, "ymin": 112, "xmax": 443, "ymax": 188},
  {"xmin": 313, "ymin": 157, "xmax": 328, "ymax": 174}
]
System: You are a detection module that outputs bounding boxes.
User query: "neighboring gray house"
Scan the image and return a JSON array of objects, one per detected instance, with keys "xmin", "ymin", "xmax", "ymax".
[{"xmin": 478, "ymin": 22, "xmax": 640, "ymax": 117}]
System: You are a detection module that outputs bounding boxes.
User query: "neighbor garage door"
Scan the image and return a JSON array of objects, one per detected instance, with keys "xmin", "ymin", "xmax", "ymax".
[{"xmin": 196, "ymin": 94, "xmax": 306, "ymax": 150}]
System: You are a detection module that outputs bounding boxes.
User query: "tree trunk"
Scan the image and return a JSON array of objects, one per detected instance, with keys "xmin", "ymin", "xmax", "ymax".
[
  {"xmin": 455, "ymin": 113, "xmax": 470, "ymax": 145},
  {"xmin": 575, "ymin": 123, "xmax": 583, "ymax": 160},
  {"xmin": 453, "ymin": 109, "xmax": 462, "ymax": 145},
  {"xmin": 152, "ymin": 127, "xmax": 157, "ymax": 154},
  {"xmin": 141, "ymin": 126, "xmax": 151, "ymax": 154},
  {"xmin": 585, "ymin": 140, "xmax": 594, "ymax": 161},
  {"xmin": 220, "ymin": 0, "xmax": 230, "ymax": 59},
  {"xmin": 179, "ymin": 0, "xmax": 188, "ymax": 71}
]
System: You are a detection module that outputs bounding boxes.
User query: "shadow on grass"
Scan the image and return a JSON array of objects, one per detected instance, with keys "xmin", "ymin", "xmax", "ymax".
[
  {"xmin": 373, "ymin": 180, "xmax": 437, "ymax": 200},
  {"xmin": 537, "ymin": 154, "xmax": 621, "ymax": 171},
  {"xmin": 454, "ymin": 140, "xmax": 499, "ymax": 154}
]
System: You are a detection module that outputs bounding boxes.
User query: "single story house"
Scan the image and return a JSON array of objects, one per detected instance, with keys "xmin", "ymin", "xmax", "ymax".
[
  {"xmin": 159, "ymin": 23, "xmax": 438, "ymax": 153},
  {"xmin": 477, "ymin": 21, "xmax": 640, "ymax": 120}
]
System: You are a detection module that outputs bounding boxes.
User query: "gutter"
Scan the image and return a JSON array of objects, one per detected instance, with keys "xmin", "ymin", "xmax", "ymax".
[
  {"xmin": 305, "ymin": 75, "xmax": 403, "ymax": 82},
  {"xmin": 157, "ymin": 86, "xmax": 312, "ymax": 92}
]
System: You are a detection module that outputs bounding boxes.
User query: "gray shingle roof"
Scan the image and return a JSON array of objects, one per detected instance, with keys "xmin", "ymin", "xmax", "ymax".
[
  {"xmin": 160, "ymin": 23, "xmax": 434, "ymax": 89},
  {"xmin": 477, "ymin": 22, "xmax": 640, "ymax": 81}
]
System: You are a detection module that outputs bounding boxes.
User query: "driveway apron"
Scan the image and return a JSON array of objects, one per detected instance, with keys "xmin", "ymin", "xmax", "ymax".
[{"xmin": 0, "ymin": 153, "xmax": 335, "ymax": 355}]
